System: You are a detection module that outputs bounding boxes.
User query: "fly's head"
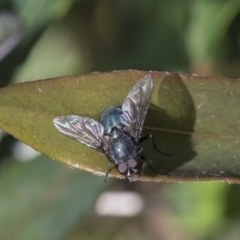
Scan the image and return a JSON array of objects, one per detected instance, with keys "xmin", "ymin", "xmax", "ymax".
[{"xmin": 117, "ymin": 157, "xmax": 143, "ymax": 182}]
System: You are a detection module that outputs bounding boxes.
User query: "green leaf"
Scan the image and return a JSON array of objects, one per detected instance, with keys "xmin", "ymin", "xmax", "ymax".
[{"xmin": 0, "ymin": 70, "xmax": 240, "ymax": 183}]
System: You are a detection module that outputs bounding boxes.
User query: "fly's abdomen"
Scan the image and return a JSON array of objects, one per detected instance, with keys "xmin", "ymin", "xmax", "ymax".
[{"xmin": 100, "ymin": 106, "xmax": 123, "ymax": 134}]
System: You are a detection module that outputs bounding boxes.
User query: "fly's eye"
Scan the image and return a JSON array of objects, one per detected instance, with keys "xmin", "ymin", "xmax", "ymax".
[
  {"xmin": 128, "ymin": 158, "xmax": 143, "ymax": 174},
  {"xmin": 118, "ymin": 163, "xmax": 128, "ymax": 175},
  {"xmin": 128, "ymin": 159, "xmax": 137, "ymax": 168}
]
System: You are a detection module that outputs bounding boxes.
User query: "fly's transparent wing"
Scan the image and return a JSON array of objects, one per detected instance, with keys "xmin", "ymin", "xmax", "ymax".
[
  {"xmin": 53, "ymin": 115, "xmax": 107, "ymax": 152},
  {"xmin": 120, "ymin": 75, "xmax": 154, "ymax": 142}
]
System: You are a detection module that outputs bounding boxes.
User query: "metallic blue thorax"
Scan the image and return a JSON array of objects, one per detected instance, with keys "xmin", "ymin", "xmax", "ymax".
[
  {"xmin": 109, "ymin": 127, "xmax": 139, "ymax": 164},
  {"xmin": 101, "ymin": 107, "xmax": 140, "ymax": 165}
]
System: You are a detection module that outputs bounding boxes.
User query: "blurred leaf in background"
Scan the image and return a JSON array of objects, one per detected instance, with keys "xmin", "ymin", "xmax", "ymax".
[
  {"xmin": 1, "ymin": 0, "xmax": 240, "ymax": 240},
  {"xmin": 0, "ymin": 12, "xmax": 23, "ymax": 61},
  {"xmin": 186, "ymin": 0, "xmax": 240, "ymax": 74}
]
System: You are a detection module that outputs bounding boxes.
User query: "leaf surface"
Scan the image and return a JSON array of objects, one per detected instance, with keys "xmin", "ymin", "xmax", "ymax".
[{"xmin": 0, "ymin": 70, "xmax": 240, "ymax": 183}]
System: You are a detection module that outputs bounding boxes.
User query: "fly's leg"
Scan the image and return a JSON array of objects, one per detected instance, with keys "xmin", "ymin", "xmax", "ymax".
[
  {"xmin": 139, "ymin": 134, "xmax": 172, "ymax": 156},
  {"xmin": 141, "ymin": 154, "xmax": 158, "ymax": 174},
  {"xmin": 105, "ymin": 162, "xmax": 115, "ymax": 183}
]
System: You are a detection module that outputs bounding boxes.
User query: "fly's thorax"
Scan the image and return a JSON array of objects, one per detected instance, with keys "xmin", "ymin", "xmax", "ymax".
[
  {"xmin": 109, "ymin": 127, "xmax": 123, "ymax": 139},
  {"xmin": 109, "ymin": 128, "xmax": 139, "ymax": 164},
  {"xmin": 100, "ymin": 106, "xmax": 123, "ymax": 134}
]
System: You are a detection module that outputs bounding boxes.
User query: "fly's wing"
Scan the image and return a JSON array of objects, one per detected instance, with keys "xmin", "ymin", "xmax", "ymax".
[
  {"xmin": 53, "ymin": 115, "xmax": 108, "ymax": 152},
  {"xmin": 120, "ymin": 75, "xmax": 154, "ymax": 142}
]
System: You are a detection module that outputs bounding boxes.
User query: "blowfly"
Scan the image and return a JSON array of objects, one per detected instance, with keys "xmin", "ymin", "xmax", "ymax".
[{"xmin": 53, "ymin": 75, "xmax": 169, "ymax": 182}]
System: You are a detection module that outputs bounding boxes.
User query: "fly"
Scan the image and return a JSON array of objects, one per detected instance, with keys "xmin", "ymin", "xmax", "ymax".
[{"xmin": 53, "ymin": 75, "xmax": 170, "ymax": 182}]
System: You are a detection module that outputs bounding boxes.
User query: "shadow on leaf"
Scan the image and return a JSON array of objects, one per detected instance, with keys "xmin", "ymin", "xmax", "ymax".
[{"xmin": 141, "ymin": 73, "xmax": 196, "ymax": 176}]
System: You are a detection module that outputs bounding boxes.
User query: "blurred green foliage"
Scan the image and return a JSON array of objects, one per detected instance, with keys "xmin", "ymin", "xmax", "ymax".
[{"xmin": 1, "ymin": 0, "xmax": 240, "ymax": 240}]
